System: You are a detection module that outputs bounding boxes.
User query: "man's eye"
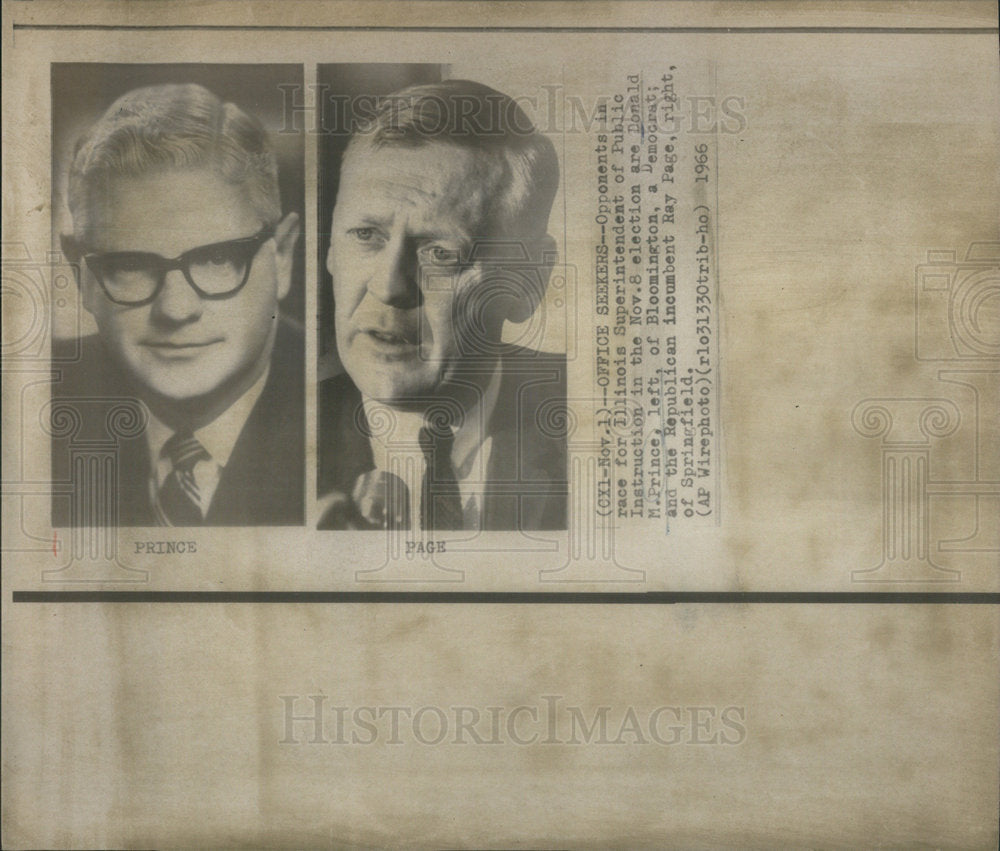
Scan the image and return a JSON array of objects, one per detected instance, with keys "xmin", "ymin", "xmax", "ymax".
[
  {"xmin": 105, "ymin": 254, "xmax": 148, "ymax": 272},
  {"xmin": 348, "ymin": 227, "xmax": 381, "ymax": 245},
  {"xmin": 206, "ymin": 251, "xmax": 233, "ymax": 267},
  {"xmin": 420, "ymin": 245, "xmax": 460, "ymax": 266},
  {"xmin": 110, "ymin": 256, "xmax": 151, "ymax": 273}
]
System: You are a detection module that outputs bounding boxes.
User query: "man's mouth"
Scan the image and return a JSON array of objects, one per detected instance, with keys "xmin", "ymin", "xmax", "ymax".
[
  {"xmin": 361, "ymin": 328, "xmax": 416, "ymax": 347},
  {"xmin": 143, "ymin": 339, "xmax": 222, "ymax": 350}
]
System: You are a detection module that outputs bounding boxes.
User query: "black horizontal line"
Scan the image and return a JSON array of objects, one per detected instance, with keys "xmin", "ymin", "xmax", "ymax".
[
  {"xmin": 12, "ymin": 25, "xmax": 999, "ymax": 34},
  {"xmin": 12, "ymin": 591, "xmax": 1000, "ymax": 604}
]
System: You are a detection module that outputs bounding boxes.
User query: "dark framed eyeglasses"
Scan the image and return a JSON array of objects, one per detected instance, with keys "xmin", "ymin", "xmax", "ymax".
[{"xmin": 61, "ymin": 225, "xmax": 275, "ymax": 306}]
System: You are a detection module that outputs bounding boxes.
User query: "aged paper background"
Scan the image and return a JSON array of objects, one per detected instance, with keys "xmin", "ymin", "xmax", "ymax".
[{"xmin": 3, "ymin": 1, "xmax": 999, "ymax": 847}]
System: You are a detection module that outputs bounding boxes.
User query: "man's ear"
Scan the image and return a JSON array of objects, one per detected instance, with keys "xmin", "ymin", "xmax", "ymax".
[
  {"xmin": 272, "ymin": 212, "xmax": 301, "ymax": 302},
  {"xmin": 80, "ymin": 273, "xmax": 98, "ymax": 316},
  {"xmin": 63, "ymin": 234, "xmax": 99, "ymax": 316},
  {"xmin": 325, "ymin": 239, "xmax": 336, "ymax": 280},
  {"xmin": 505, "ymin": 233, "xmax": 557, "ymax": 324}
]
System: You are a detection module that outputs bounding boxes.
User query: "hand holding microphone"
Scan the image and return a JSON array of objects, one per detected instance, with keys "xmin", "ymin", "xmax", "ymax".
[{"xmin": 317, "ymin": 470, "xmax": 410, "ymax": 530}]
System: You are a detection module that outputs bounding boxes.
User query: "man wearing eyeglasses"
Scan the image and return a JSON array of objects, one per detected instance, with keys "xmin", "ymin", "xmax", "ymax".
[{"xmin": 53, "ymin": 83, "xmax": 303, "ymax": 526}]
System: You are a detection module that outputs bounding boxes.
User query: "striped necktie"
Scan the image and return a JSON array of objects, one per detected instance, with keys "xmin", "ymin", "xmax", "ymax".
[
  {"xmin": 419, "ymin": 423, "xmax": 464, "ymax": 531},
  {"xmin": 155, "ymin": 431, "xmax": 210, "ymax": 526}
]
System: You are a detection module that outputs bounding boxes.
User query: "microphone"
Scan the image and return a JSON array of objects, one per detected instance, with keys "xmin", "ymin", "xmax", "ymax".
[
  {"xmin": 351, "ymin": 469, "xmax": 410, "ymax": 530},
  {"xmin": 316, "ymin": 489, "xmax": 366, "ymax": 530}
]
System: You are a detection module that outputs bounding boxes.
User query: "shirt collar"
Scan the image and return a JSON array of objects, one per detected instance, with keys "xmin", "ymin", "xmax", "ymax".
[
  {"xmin": 451, "ymin": 359, "xmax": 502, "ymax": 476},
  {"xmin": 144, "ymin": 365, "xmax": 271, "ymax": 471},
  {"xmin": 361, "ymin": 359, "xmax": 503, "ymax": 475}
]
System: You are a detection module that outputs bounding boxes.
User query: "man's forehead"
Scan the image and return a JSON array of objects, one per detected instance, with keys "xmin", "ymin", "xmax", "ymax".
[
  {"xmin": 79, "ymin": 168, "xmax": 261, "ymax": 251},
  {"xmin": 338, "ymin": 144, "xmax": 498, "ymax": 229}
]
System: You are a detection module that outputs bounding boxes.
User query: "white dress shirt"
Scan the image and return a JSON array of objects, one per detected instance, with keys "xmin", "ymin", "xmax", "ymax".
[
  {"xmin": 362, "ymin": 362, "xmax": 502, "ymax": 531},
  {"xmin": 145, "ymin": 367, "xmax": 270, "ymax": 518}
]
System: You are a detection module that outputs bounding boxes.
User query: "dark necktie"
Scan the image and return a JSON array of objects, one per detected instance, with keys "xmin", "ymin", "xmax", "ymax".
[
  {"xmin": 419, "ymin": 423, "xmax": 464, "ymax": 531},
  {"xmin": 155, "ymin": 431, "xmax": 209, "ymax": 526}
]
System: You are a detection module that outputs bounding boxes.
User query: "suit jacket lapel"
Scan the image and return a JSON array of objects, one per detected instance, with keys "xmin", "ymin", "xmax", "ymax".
[
  {"xmin": 484, "ymin": 417, "xmax": 559, "ymax": 531},
  {"xmin": 115, "ymin": 433, "xmax": 155, "ymax": 526},
  {"xmin": 326, "ymin": 374, "xmax": 376, "ymax": 497},
  {"xmin": 207, "ymin": 342, "xmax": 305, "ymax": 526},
  {"xmin": 207, "ymin": 405, "xmax": 263, "ymax": 525},
  {"xmin": 482, "ymin": 350, "xmax": 568, "ymax": 532}
]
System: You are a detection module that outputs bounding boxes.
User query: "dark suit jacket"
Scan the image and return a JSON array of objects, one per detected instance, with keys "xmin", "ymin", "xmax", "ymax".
[
  {"xmin": 51, "ymin": 322, "xmax": 304, "ymax": 526},
  {"xmin": 318, "ymin": 346, "xmax": 568, "ymax": 531}
]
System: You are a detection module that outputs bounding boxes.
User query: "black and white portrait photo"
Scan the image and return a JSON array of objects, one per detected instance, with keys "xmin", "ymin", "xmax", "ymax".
[
  {"xmin": 316, "ymin": 67, "xmax": 568, "ymax": 532},
  {"xmin": 50, "ymin": 65, "xmax": 306, "ymax": 527}
]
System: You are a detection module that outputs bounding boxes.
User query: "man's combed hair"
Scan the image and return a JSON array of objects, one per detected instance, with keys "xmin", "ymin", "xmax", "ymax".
[
  {"xmin": 68, "ymin": 83, "xmax": 281, "ymax": 234},
  {"xmin": 346, "ymin": 79, "xmax": 559, "ymax": 239}
]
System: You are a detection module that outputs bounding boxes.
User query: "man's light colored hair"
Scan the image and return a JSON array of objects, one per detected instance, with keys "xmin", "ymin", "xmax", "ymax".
[
  {"xmin": 343, "ymin": 79, "xmax": 559, "ymax": 240},
  {"xmin": 68, "ymin": 83, "xmax": 281, "ymax": 236}
]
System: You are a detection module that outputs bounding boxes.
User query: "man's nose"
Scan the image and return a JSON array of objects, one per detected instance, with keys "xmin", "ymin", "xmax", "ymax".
[
  {"xmin": 151, "ymin": 269, "xmax": 203, "ymax": 323},
  {"xmin": 366, "ymin": 240, "xmax": 419, "ymax": 308}
]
